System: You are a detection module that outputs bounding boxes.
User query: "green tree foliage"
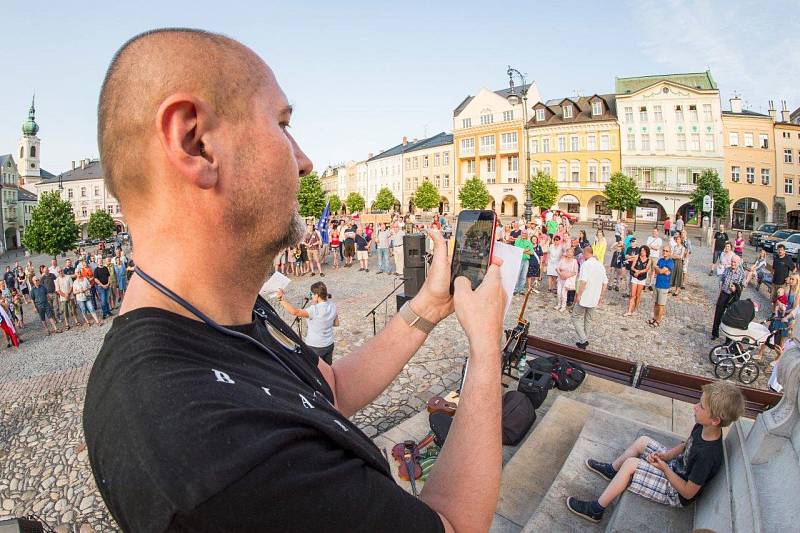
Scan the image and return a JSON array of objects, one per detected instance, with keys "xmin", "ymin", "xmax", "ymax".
[
  {"xmin": 297, "ymin": 172, "xmax": 326, "ymax": 217},
  {"xmin": 413, "ymin": 180, "xmax": 440, "ymax": 211},
  {"xmin": 604, "ymin": 172, "xmax": 641, "ymax": 219},
  {"xmin": 345, "ymin": 192, "xmax": 366, "ymax": 213},
  {"xmin": 372, "ymin": 187, "xmax": 397, "ymax": 211},
  {"xmin": 458, "ymin": 176, "xmax": 491, "ymax": 210},
  {"xmin": 327, "ymin": 193, "xmax": 342, "ymax": 214},
  {"xmin": 527, "ymin": 172, "xmax": 559, "ymax": 211},
  {"xmin": 87, "ymin": 210, "xmax": 116, "ymax": 240},
  {"xmin": 22, "ymin": 190, "xmax": 80, "ymax": 257},
  {"xmin": 690, "ymin": 169, "xmax": 730, "ymax": 221}
]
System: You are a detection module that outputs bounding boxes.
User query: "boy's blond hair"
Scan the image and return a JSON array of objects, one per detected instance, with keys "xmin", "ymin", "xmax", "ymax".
[{"xmin": 702, "ymin": 381, "xmax": 745, "ymax": 427}]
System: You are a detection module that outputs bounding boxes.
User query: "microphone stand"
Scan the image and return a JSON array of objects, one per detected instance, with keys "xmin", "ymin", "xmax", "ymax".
[
  {"xmin": 290, "ymin": 297, "xmax": 310, "ymax": 337},
  {"xmin": 365, "ymin": 277, "xmax": 406, "ymax": 335}
]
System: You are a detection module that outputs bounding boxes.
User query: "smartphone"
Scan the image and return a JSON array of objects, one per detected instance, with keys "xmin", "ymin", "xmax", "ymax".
[{"xmin": 450, "ymin": 210, "xmax": 498, "ymax": 293}]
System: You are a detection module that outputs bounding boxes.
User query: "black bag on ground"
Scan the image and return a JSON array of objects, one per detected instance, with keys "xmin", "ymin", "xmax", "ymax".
[
  {"xmin": 517, "ymin": 368, "xmax": 553, "ymax": 409},
  {"xmin": 529, "ymin": 356, "xmax": 586, "ymax": 392},
  {"xmin": 501, "ymin": 391, "xmax": 537, "ymax": 445},
  {"xmin": 428, "ymin": 412, "xmax": 453, "ymax": 446}
]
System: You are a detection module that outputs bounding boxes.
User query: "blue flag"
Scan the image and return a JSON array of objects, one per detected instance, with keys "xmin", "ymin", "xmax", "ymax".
[{"xmin": 317, "ymin": 201, "xmax": 330, "ymax": 245}]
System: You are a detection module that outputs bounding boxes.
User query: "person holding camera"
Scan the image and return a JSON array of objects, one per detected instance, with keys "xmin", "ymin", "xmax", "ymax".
[{"xmin": 276, "ymin": 282, "xmax": 339, "ymax": 365}]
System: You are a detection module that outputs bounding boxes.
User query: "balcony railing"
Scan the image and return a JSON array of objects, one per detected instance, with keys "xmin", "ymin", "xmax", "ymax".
[
  {"xmin": 460, "ymin": 147, "xmax": 475, "ymax": 157},
  {"xmin": 479, "ymin": 145, "xmax": 495, "ymax": 155},
  {"xmin": 500, "ymin": 143, "xmax": 518, "ymax": 152},
  {"xmin": 484, "ymin": 172, "xmax": 496, "ymax": 181},
  {"xmin": 503, "ymin": 171, "xmax": 519, "ymax": 182},
  {"xmin": 636, "ymin": 179, "xmax": 695, "ymax": 193}
]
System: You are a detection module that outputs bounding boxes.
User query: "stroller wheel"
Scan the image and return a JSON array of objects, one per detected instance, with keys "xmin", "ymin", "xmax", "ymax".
[
  {"xmin": 714, "ymin": 358, "xmax": 736, "ymax": 380},
  {"xmin": 739, "ymin": 362, "xmax": 760, "ymax": 384},
  {"xmin": 709, "ymin": 344, "xmax": 730, "ymax": 365}
]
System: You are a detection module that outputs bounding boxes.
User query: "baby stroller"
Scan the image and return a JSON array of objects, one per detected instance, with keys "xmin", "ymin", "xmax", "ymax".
[{"xmin": 708, "ymin": 299, "xmax": 777, "ymax": 384}]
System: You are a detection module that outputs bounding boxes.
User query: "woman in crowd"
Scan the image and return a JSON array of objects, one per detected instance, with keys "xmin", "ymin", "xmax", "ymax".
[
  {"xmin": 734, "ymin": 231, "xmax": 745, "ymax": 258},
  {"xmin": 624, "ymin": 245, "xmax": 650, "ymax": 316},
  {"xmin": 594, "ymin": 229, "xmax": 608, "ymax": 265},
  {"xmin": 106, "ymin": 257, "xmax": 118, "ymax": 310},
  {"xmin": 276, "ymin": 282, "xmax": 339, "ymax": 365},
  {"xmin": 670, "ymin": 235, "xmax": 686, "ymax": 297},
  {"xmin": 114, "ymin": 257, "xmax": 127, "ymax": 303},
  {"xmin": 577, "ymin": 230, "xmax": 590, "ymax": 251},
  {"xmin": 329, "ymin": 228, "xmax": 341, "ymax": 269},
  {"xmin": 527, "ymin": 232, "xmax": 543, "ymax": 294},
  {"xmin": 717, "ymin": 242, "xmax": 734, "ymax": 277},
  {"xmin": 343, "ymin": 225, "xmax": 356, "ymax": 267},
  {"xmin": 554, "ymin": 246, "xmax": 578, "ymax": 312},
  {"xmin": 16, "ymin": 267, "xmax": 30, "ymax": 305},
  {"xmin": 680, "ymin": 229, "xmax": 692, "ymax": 286},
  {"xmin": 547, "ymin": 234, "xmax": 564, "ymax": 293},
  {"xmin": 751, "ymin": 249, "xmax": 769, "ymax": 290}
]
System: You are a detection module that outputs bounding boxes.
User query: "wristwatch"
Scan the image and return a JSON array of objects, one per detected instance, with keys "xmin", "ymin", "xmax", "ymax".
[{"xmin": 398, "ymin": 302, "xmax": 435, "ymax": 334}]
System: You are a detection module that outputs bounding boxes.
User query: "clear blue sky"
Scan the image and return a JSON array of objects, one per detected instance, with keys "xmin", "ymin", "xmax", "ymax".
[{"xmin": 1, "ymin": 0, "xmax": 797, "ymax": 176}]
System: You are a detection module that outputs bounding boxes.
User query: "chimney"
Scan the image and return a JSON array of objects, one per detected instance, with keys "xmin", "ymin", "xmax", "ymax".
[
  {"xmin": 729, "ymin": 96, "xmax": 743, "ymax": 114},
  {"xmin": 402, "ymin": 136, "xmax": 408, "ymax": 146},
  {"xmin": 368, "ymin": 152, "xmax": 373, "ymax": 159},
  {"xmin": 768, "ymin": 100, "xmax": 777, "ymax": 121},
  {"xmin": 412, "ymin": 138, "xmax": 418, "ymax": 143},
  {"xmin": 71, "ymin": 160, "xmax": 76, "ymax": 170},
  {"xmin": 81, "ymin": 159, "xmax": 86, "ymax": 170},
  {"xmin": 782, "ymin": 100, "xmax": 791, "ymax": 123}
]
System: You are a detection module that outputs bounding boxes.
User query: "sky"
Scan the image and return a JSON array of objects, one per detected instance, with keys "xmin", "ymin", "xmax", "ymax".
[{"xmin": 0, "ymin": 0, "xmax": 797, "ymax": 177}]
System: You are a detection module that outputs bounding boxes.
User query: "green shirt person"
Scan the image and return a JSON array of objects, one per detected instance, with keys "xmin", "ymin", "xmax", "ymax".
[{"xmin": 546, "ymin": 219, "xmax": 558, "ymax": 235}]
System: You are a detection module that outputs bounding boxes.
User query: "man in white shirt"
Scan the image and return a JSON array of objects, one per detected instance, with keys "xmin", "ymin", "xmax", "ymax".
[
  {"xmin": 572, "ymin": 246, "xmax": 608, "ymax": 349},
  {"xmin": 389, "ymin": 222, "xmax": 405, "ymax": 276},
  {"xmin": 645, "ymin": 227, "xmax": 663, "ymax": 291},
  {"xmin": 375, "ymin": 223, "xmax": 392, "ymax": 274}
]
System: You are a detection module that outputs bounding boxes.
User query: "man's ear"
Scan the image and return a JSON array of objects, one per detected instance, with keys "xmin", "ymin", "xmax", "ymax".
[{"xmin": 156, "ymin": 93, "xmax": 220, "ymax": 190}]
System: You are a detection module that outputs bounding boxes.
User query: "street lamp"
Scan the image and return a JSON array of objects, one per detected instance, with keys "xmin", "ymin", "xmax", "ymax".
[{"xmin": 506, "ymin": 66, "xmax": 532, "ymax": 222}]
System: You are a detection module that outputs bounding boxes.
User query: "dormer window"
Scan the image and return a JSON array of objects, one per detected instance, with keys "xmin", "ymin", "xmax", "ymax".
[
  {"xmin": 563, "ymin": 105, "xmax": 573, "ymax": 119},
  {"xmin": 536, "ymin": 108, "xmax": 545, "ymax": 121},
  {"xmin": 591, "ymin": 101, "xmax": 602, "ymax": 116}
]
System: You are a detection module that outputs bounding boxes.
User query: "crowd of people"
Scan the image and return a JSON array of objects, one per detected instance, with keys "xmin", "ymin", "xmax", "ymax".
[{"xmin": 0, "ymin": 243, "xmax": 133, "ymax": 348}]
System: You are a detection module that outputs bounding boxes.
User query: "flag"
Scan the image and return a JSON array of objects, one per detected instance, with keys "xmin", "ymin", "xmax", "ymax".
[{"xmin": 317, "ymin": 201, "xmax": 330, "ymax": 245}]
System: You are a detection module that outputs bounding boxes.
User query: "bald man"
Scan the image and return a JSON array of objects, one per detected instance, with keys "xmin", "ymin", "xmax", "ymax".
[{"xmin": 83, "ymin": 29, "xmax": 506, "ymax": 533}]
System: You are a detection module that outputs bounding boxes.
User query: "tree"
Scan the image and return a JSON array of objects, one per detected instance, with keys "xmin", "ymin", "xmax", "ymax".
[
  {"xmin": 527, "ymin": 172, "xmax": 559, "ymax": 211},
  {"xmin": 345, "ymin": 192, "xmax": 365, "ymax": 213},
  {"xmin": 327, "ymin": 193, "xmax": 342, "ymax": 214},
  {"xmin": 604, "ymin": 172, "xmax": 641, "ymax": 219},
  {"xmin": 296, "ymin": 172, "xmax": 326, "ymax": 217},
  {"xmin": 458, "ymin": 176, "xmax": 491, "ymax": 210},
  {"xmin": 22, "ymin": 190, "xmax": 80, "ymax": 257},
  {"xmin": 690, "ymin": 169, "xmax": 730, "ymax": 222},
  {"xmin": 414, "ymin": 180, "xmax": 440, "ymax": 211},
  {"xmin": 372, "ymin": 187, "xmax": 397, "ymax": 211},
  {"xmin": 87, "ymin": 210, "xmax": 116, "ymax": 240}
]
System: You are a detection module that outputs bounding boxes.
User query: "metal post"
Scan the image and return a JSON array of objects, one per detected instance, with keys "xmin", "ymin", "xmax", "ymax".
[{"xmin": 506, "ymin": 66, "xmax": 532, "ymax": 222}]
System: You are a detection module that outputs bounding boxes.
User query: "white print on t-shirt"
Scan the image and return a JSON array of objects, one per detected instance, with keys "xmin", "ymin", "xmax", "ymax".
[
  {"xmin": 299, "ymin": 393, "xmax": 315, "ymax": 409},
  {"xmin": 213, "ymin": 369, "xmax": 235, "ymax": 384},
  {"xmin": 262, "ymin": 387, "xmax": 271, "ymax": 396},
  {"xmin": 334, "ymin": 420, "xmax": 349, "ymax": 432}
]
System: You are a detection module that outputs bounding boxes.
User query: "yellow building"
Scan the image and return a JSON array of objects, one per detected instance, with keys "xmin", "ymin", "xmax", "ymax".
[
  {"xmin": 402, "ymin": 132, "xmax": 454, "ymax": 214},
  {"xmin": 452, "ymin": 82, "xmax": 541, "ymax": 217},
  {"xmin": 721, "ymin": 97, "xmax": 776, "ymax": 229},
  {"xmin": 774, "ymin": 100, "xmax": 800, "ymax": 227},
  {"xmin": 527, "ymin": 95, "xmax": 621, "ymax": 220}
]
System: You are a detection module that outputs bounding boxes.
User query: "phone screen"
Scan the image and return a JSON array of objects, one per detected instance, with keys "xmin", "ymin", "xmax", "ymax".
[{"xmin": 450, "ymin": 210, "xmax": 496, "ymax": 292}]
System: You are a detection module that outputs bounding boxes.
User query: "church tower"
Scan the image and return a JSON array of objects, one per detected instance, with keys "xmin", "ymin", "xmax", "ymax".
[{"xmin": 18, "ymin": 95, "xmax": 41, "ymax": 186}]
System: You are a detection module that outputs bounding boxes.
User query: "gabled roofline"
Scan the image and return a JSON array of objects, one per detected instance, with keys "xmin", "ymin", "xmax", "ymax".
[{"xmin": 616, "ymin": 78, "xmax": 718, "ymax": 98}]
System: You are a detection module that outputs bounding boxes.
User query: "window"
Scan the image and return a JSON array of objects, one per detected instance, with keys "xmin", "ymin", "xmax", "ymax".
[
  {"xmin": 81, "ymin": 187, "xmax": 86, "ymax": 197},
  {"xmin": 443, "ymin": 152, "xmax": 449, "ymax": 165},
  {"xmin": 588, "ymin": 161, "xmax": 598, "ymax": 182},
  {"xmin": 460, "ymin": 138, "xmax": 475, "ymax": 154},
  {"xmin": 423, "ymin": 155, "xmax": 429, "ymax": 168},
  {"xmin": 19, "ymin": 146, "xmax": 23, "ymax": 158},
  {"xmin": 536, "ymin": 108, "xmax": 545, "ymax": 121},
  {"xmin": 677, "ymin": 133, "xmax": 687, "ymax": 150},
  {"xmin": 443, "ymin": 174, "xmax": 450, "ymax": 188},
  {"xmin": 434, "ymin": 153, "xmax": 440, "ymax": 166},
  {"xmin": 691, "ymin": 134, "xmax": 700, "ymax": 151},
  {"xmin": 486, "ymin": 157, "xmax": 496, "ymax": 173},
  {"xmin": 746, "ymin": 167, "xmax": 755, "ymax": 184},
  {"xmin": 675, "ymin": 105, "xmax": 684, "ymax": 121},
  {"xmin": 501, "ymin": 132, "xmax": 517, "ymax": 150},
  {"xmin": 68, "ymin": 189, "xmax": 73, "ymax": 199},
  {"xmin": 82, "ymin": 207, "xmax": 87, "ymax": 217},
  {"xmin": 466, "ymin": 160, "xmax": 476, "ymax": 173},
  {"xmin": 94, "ymin": 186, "xmax": 100, "ymax": 197},
  {"xmin": 558, "ymin": 136, "xmax": 566, "ymax": 152},
  {"xmin": 406, "ymin": 177, "xmax": 411, "ymax": 189},
  {"xmin": 624, "ymin": 107, "xmax": 633, "ymax": 122},
  {"xmin": 587, "ymin": 135, "xmax": 596, "ymax": 151},
  {"xmin": 705, "ymin": 134, "xmax": 715, "ymax": 151},
  {"xmin": 641, "ymin": 134, "xmax": 650, "ymax": 151},
  {"xmin": 627, "ymin": 134, "xmax": 635, "ymax": 151},
  {"xmin": 570, "ymin": 161, "xmax": 580, "ymax": 182},
  {"xmin": 656, "ymin": 133, "xmax": 665, "ymax": 151},
  {"xmin": 653, "ymin": 105, "xmax": 663, "ymax": 121},
  {"xmin": 759, "ymin": 134, "xmax": 769, "ymax": 149},
  {"xmin": 703, "ymin": 104, "xmax": 713, "ymax": 121},
  {"xmin": 479, "ymin": 135, "xmax": 495, "ymax": 153},
  {"xmin": 30, "ymin": 146, "xmax": 36, "ymax": 157},
  {"xmin": 507, "ymin": 156, "xmax": 518, "ymax": 171},
  {"xmin": 542, "ymin": 162, "xmax": 551, "ymax": 176},
  {"xmin": 462, "ymin": 118, "xmax": 472, "ymax": 128},
  {"xmin": 785, "ymin": 178, "xmax": 794, "ymax": 195},
  {"xmin": 107, "ymin": 205, "xmax": 114, "ymax": 214},
  {"xmin": 729, "ymin": 132, "xmax": 739, "ymax": 146},
  {"xmin": 502, "ymin": 110, "xmax": 514, "ymax": 121},
  {"xmin": 563, "ymin": 105, "xmax": 573, "ymax": 119},
  {"xmin": 591, "ymin": 101, "xmax": 602, "ymax": 116},
  {"xmin": 542, "ymin": 138, "xmax": 550, "ymax": 152},
  {"xmin": 413, "ymin": 177, "xmax": 418, "ymax": 188},
  {"xmin": 744, "ymin": 133, "xmax": 754, "ymax": 147},
  {"xmin": 761, "ymin": 168, "xmax": 770, "ymax": 185},
  {"xmin": 600, "ymin": 134, "xmax": 610, "ymax": 150},
  {"xmin": 571, "ymin": 136, "xmax": 579, "ymax": 151},
  {"xmin": 480, "ymin": 113, "xmax": 494, "ymax": 125},
  {"xmin": 404, "ymin": 158, "xmax": 410, "ymax": 170},
  {"xmin": 530, "ymin": 162, "xmax": 539, "ymax": 175},
  {"xmin": 785, "ymin": 149, "xmax": 794, "ymax": 163},
  {"xmin": 689, "ymin": 104, "xmax": 698, "ymax": 121},
  {"xmin": 600, "ymin": 161, "xmax": 611, "ymax": 182},
  {"xmin": 557, "ymin": 161, "xmax": 567, "ymax": 182},
  {"xmin": 531, "ymin": 139, "xmax": 539, "ymax": 153},
  {"xmin": 639, "ymin": 106, "xmax": 648, "ymax": 121},
  {"xmin": 413, "ymin": 157, "xmax": 419, "ymax": 169}
]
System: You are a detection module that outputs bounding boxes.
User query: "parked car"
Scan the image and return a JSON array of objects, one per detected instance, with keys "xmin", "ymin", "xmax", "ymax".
[
  {"xmin": 542, "ymin": 209, "xmax": 578, "ymax": 225},
  {"xmin": 749, "ymin": 223, "xmax": 786, "ymax": 246},
  {"xmin": 777, "ymin": 233, "xmax": 800, "ymax": 260},
  {"xmin": 761, "ymin": 229, "xmax": 800, "ymax": 253}
]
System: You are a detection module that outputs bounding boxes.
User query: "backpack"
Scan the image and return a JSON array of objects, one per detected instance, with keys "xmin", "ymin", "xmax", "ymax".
[
  {"xmin": 501, "ymin": 391, "xmax": 537, "ymax": 445},
  {"xmin": 529, "ymin": 356, "xmax": 586, "ymax": 392},
  {"xmin": 517, "ymin": 368, "xmax": 553, "ymax": 409}
]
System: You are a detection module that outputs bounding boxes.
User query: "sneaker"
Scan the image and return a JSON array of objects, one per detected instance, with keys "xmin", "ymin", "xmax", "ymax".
[
  {"xmin": 566, "ymin": 497, "xmax": 603, "ymax": 523},
  {"xmin": 320, "ymin": 273, "xmax": 325, "ymax": 277},
  {"xmin": 365, "ymin": 268, "xmax": 370, "ymax": 272},
  {"xmin": 575, "ymin": 341, "xmax": 588, "ymax": 349},
  {"xmin": 586, "ymin": 459, "xmax": 616, "ymax": 481}
]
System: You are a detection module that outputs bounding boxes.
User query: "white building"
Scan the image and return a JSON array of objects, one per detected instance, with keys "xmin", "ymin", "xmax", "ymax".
[
  {"xmin": 365, "ymin": 140, "xmax": 406, "ymax": 209},
  {"xmin": 616, "ymin": 71, "xmax": 724, "ymax": 222}
]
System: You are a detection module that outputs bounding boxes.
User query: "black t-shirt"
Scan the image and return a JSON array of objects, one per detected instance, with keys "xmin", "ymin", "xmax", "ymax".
[
  {"xmin": 671, "ymin": 423, "xmax": 723, "ymax": 506},
  {"xmin": 772, "ymin": 254, "xmax": 794, "ymax": 285},
  {"xmin": 40, "ymin": 273, "xmax": 56, "ymax": 293},
  {"xmin": 355, "ymin": 235, "xmax": 369, "ymax": 251},
  {"xmin": 713, "ymin": 231, "xmax": 729, "ymax": 252},
  {"xmin": 510, "ymin": 229, "xmax": 522, "ymax": 239},
  {"xmin": 4, "ymin": 271, "xmax": 16, "ymax": 288},
  {"xmin": 83, "ymin": 307, "xmax": 442, "ymax": 533},
  {"xmin": 63, "ymin": 266, "xmax": 75, "ymax": 277},
  {"xmin": 94, "ymin": 266, "xmax": 110, "ymax": 285},
  {"xmin": 632, "ymin": 258, "xmax": 649, "ymax": 280}
]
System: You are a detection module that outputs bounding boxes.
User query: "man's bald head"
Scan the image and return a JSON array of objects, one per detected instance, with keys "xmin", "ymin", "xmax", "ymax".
[{"xmin": 98, "ymin": 28, "xmax": 269, "ymax": 206}]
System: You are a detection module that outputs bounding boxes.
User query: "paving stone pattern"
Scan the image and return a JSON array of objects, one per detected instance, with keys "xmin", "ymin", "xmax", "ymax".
[{"xmin": 0, "ymin": 228, "xmax": 774, "ymax": 530}]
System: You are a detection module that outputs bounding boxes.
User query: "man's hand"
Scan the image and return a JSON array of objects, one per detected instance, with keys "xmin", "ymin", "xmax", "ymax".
[
  {"xmin": 409, "ymin": 229, "xmax": 454, "ymax": 324},
  {"xmin": 453, "ymin": 258, "xmax": 505, "ymax": 354}
]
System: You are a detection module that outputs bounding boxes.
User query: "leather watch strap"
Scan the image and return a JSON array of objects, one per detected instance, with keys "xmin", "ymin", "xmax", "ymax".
[{"xmin": 398, "ymin": 301, "xmax": 435, "ymax": 334}]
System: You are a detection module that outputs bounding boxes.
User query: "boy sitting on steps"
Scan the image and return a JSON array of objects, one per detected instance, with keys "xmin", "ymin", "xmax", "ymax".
[{"xmin": 566, "ymin": 380, "xmax": 745, "ymax": 523}]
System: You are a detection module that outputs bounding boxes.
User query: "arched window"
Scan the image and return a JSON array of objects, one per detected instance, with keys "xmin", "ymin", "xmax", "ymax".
[
  {"xmin": 19, "ymin": 146, "xmax": 23, "ymax": 158},
  {"xmin": 30, "ymin": 146, "xmax": 36, "ymax": 157}
]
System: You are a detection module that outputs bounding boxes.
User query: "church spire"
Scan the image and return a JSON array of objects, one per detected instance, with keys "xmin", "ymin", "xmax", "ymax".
[{"xmin": 22, "ymin": 94, "xmax": 39, "ymax": 136}]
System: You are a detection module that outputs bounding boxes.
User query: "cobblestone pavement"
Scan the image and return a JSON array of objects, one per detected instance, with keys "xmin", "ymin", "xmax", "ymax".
[{"xmin": 0, "ymin": 227, "xmax": 776, "ymax": 530}]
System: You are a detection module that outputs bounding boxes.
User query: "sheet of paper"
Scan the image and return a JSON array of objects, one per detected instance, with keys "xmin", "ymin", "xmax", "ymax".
[
  {"xmin": 492, "ymin": 241, "xmax": 523, "ymax": 319},
  {"xmin": 260, "ymin": 272, "xmax": 291, "ymax": 299}
]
